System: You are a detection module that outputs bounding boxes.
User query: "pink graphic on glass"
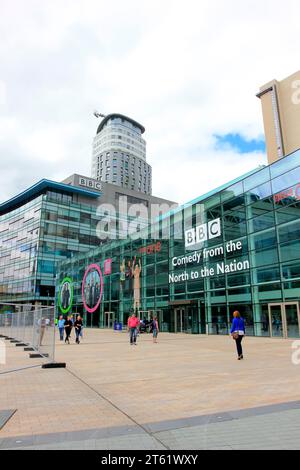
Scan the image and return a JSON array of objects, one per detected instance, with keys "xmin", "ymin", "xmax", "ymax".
[
  {"xmin": 82, "ymin": 264, "xmax": 104, "ymax": 314},
  {"xmin": 104, "ymin": 258, "xmax": 112, "ymax": 275}
]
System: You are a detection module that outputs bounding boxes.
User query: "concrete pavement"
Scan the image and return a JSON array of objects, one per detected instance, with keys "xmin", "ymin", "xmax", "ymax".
[{"xmin": 0, "ymin": 329, "xmax": 299, "ymax": 449}]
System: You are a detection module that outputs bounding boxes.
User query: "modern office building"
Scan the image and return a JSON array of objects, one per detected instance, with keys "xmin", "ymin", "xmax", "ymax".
[
  {"xmin": 0, "ymin": 175, "xmax": 176, "ymax": 305},
  {"xmin": 257, "ymin": 70, "xmax": 300, "ymax": 164},
  {"xmin": 91, "ymin": 113, "xmax": 152, "ymax": 194},
  {"xmin": 57, "ymin": 148, "xmax": 300, "ymax": 339}
]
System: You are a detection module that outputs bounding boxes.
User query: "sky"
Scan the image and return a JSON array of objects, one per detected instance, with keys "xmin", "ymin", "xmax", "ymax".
[{"xmin": 0, "ymin": 0, "xmax": 299, "ymax": 205}]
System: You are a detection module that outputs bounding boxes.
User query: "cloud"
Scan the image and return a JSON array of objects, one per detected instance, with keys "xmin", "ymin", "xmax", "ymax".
[
  {"xmin": 0, "ymin": 82, "xmax": 6, "ymax": 106},
  {"xmin": 0, "ymin": 0, "xmax": 299, "ymax": 204}
]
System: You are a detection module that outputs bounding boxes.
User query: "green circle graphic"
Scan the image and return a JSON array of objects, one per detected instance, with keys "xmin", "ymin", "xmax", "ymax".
[{"xmin": 58, "ymin": 277, "xmax": 74, "ymax": 314}]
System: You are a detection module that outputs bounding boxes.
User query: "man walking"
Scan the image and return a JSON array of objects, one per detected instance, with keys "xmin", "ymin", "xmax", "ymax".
[{"xmin": 127, "ymin": 313, "xmax": 140, "ymax": 346}]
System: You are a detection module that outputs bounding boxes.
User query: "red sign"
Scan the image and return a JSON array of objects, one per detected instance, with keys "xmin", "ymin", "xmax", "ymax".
[
  {"xmin": 138, "ymin": 242, "xmax": 162, "ymax": 255},
  {"xmin": 274, "ymin": 184, "xmax": 300, "ymax": 204}
]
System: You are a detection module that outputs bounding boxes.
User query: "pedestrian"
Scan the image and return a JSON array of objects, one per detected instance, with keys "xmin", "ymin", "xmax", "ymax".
[
  {"xmin": 152, "ymin": 316, "xmax": 159, "ymax": 343},
  {"xmin": 127, "ymin": 313, "xmax": 140, "ymax": 346},
  {"xmin": 230, "ymin": 311, "xmax": 246, "ymax": 360},
  {"xmin": 58, "ymin": 315, "xmax": 65, "ymax": 341},
  {"xmin": 74, "ymin": 315, "xmax": 83, "ymax": 344},
  {"xmin": 64, "ymin": 315, "xmax": 73, "ymax": 344}
]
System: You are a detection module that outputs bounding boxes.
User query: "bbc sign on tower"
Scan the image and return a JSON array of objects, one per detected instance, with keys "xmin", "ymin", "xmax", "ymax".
[{"xmin": 185, "ymin": 218, "xmax": 221, "ymax": 248}]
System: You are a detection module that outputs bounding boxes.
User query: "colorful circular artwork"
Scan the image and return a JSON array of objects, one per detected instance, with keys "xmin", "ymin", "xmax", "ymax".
[
  {"xmin": 58, "ymin": 277, "xmax": 74, "ymax": 314},
  {"xmin": 82, "ymin": 264, "xmax": 103, "ymax": 313}
]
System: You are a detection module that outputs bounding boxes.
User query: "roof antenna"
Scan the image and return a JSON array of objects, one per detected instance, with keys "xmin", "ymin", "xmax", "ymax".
[{"xmin": 93, "ymin": 111, "xmax": 106, "ymax": 119}]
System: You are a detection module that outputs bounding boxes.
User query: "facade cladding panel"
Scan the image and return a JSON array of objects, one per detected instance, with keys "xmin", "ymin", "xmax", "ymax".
[{"xmin": 57, "ymin": 148, "xmax": 300, "ymax": 338}]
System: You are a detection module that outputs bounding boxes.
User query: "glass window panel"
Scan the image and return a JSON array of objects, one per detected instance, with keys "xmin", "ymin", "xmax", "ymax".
[
  {"xmin": 280, "ymin": 240, "xmax": 300, "ymax": 263},
  {"xmin": 248, "ymin": 212, "xmax": 276, "ymax": 234},
  {"xmin": 221, "ymin": 182, "xmax": 243, "ymax": 203},
  {"xmin": 245, "ymin": 182, "xmax": 272, "ymax": 203},
  {"xmin": 270, "ymin": 149, "xmax": 300, "ymax": 179},
  {"xmin": 253, "ymin": 247, "xmax": 279, "ymax": 267},
  {"xmin": 282, "ymin": 261, "xmax": 300, "ymax": 280},
  {"xmin": 276, "ymin": 206, "xmax": 300, "ymax": 225},
  {"xmin": 278, "ymin": 220, "xmax": 300, "ymax": 244},
  {"xmin": 243, "ymin": 167, "xmax": 270, "ymax": 192},
  {"xmin": 272, "ymin": 166, "xmax": 300, "ymax": 195}
]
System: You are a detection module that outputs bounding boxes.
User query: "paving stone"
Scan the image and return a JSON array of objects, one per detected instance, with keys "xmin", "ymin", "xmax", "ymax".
[{"xmin": 1, "ymin": 330, "xmax": 300, "ymax": 450}]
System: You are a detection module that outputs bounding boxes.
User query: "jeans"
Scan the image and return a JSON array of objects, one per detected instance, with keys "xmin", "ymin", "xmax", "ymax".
[
  {"xmin": 235, "ymin": 335, "xmax": 244, "ymax": 357},
  {"xmin": 130, "ymin": 327, "xmax": 137, "ymax": 344},
  {"xmin": 75, "ymin": 328, "xmax": 81, "ymax": 343},
  {"xmin": 59, "ymin": 328, "xmax": 64, "ymax": 341}
]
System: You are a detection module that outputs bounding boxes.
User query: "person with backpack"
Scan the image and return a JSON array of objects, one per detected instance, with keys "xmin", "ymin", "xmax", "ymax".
[
  {"xmin": 230, "ymin": 311, "xmax": 246, "ymax": 360},
  {"xmin": 152, "ymin": 316, "xmax": 159, "ymax": 344}
]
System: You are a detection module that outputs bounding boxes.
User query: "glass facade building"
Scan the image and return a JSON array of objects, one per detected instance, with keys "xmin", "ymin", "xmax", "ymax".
[
  {"xmin": 57, "ymin": 149, "xmax": 300, "ymax": 339},
  {"xmin": 0, "ymin": 180, "xmax": 102, "ymax": 304}
]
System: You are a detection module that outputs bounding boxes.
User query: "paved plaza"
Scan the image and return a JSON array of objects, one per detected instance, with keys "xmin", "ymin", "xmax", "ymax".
[{"xmin": 0, "ymin": 330, "xmax": 300, "ymax": 450}]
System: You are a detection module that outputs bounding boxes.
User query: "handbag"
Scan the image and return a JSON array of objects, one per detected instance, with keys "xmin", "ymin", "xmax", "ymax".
[{"xmin": 232, "ymin": 319, "xmax": 240, "ymax": 340}]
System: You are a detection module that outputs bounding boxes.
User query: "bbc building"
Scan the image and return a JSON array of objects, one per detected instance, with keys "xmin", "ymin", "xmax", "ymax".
[
  {"xmin": 0, "ymin": 174, "xmax": 175, "ymax": 306},
  {"xmin": 56, "ymin": 148, "xmax": 300, "ymax": 339}
]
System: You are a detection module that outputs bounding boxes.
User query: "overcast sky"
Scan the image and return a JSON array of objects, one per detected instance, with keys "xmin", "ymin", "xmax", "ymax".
[{"xmin": 0, "ymin": 0, "xmax": 299, "ymax": 205}]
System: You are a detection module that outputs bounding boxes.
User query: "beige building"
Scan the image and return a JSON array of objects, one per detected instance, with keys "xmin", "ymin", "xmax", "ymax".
[{"xmin": 257, "ymin": 71, "xmax": 300, "ymax": 164}]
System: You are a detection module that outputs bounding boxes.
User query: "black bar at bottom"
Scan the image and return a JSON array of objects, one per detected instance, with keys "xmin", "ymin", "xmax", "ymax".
[
  {"xmin": 29, "ymin": 353, "xmax": 49, "ymax": 359},
  {"xmin": 42, "ymin": 363, "xmax": 66, "ymax": 369}
]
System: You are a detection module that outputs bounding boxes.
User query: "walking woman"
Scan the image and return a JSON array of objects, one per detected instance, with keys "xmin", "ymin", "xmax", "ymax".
[
  {"xmin": 74, "ymin": 315, "xmax": 83, "ymax": 344},
  {"xmin": 230, "ymin": 311, "xmax": 245, "ymax": 360},
  {"xmin": 152, "ymin": 317, "xmax": 159, "ymax": 344},
  {"xmin": 64, "ymin": 316, "xmax": 73, "ymax": 344}
]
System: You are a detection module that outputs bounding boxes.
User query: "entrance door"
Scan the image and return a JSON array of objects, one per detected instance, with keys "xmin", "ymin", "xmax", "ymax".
[
  {"xmin": 285, "ymin": 303, "xmax": 300, "ymax": 338},
  {"xmin": 268, "ymin": 303, "xmax": 300, "ymax": 339},
  {"xmin": 104, "ymin": 312, "xmax": 115, "ymax": 329},
  {"xmin": 174, "ymin": 308, "xmax": 192, "ymax": 334}
]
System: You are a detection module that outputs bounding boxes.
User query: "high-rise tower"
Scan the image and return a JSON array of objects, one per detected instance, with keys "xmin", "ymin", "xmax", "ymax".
[
  {"xmin": 91, "ymin": 113, "xmax": 152, "ymax": 195},
  {"xmin": 257, "ymin": 71, "xmax": 300, "ymax": 164}
]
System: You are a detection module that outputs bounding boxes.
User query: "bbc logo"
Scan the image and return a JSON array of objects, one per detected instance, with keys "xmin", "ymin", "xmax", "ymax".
[{"xmin": 185, "ymin": 218, "xmax": 221, "ymax": 248}]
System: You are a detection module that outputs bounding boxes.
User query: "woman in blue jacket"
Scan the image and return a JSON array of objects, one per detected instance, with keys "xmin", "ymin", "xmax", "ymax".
[{"xmin": 230, "ymin": 311, "xmax": 246, "ymax": 360}]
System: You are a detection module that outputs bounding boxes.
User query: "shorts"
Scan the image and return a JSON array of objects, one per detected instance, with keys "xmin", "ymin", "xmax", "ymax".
[{"xmin": 153, "ymin": 329, "xmax": 158, "ymax": 338}]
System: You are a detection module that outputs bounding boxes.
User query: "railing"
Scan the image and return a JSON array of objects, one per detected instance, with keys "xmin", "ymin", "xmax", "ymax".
[{"xmin": 0, "ymin": 303, "xmax": 56, "ymax": 363}]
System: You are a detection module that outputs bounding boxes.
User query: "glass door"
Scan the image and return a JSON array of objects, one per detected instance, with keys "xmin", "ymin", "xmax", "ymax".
[
  {"xmin": 174, "ymin": 308, "xmax": 192, "ymax": 334},
  {"xmin": 104, "ymin": 312, "xmax": 115, "ymax": 329},
  {"xmin": 268, "ymin": 304, "xmax": 284, "ymax": 338},
  {"xmin": 285, "ymin": 303, "xmax": 300, "ymax": 339},
  {"xmin": 174, "ymin": 308, "xmax": 183, "ymax": 333},
  {"xmin": 268, "ymin": 303, "xmax": 300, "ymax": 339}
]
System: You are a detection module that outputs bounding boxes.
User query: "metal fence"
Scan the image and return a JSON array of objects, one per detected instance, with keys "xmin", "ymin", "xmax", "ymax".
[{"xmin": 0, "ymin": 303, "xmax": 56, "ymax": 363}]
